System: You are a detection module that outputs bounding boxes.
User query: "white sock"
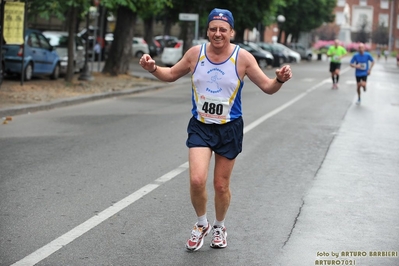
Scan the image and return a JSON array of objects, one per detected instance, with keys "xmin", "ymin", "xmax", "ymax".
[
  {"xmin": 213, "ymin": 219, "xmax": 225, "ymax": 228},
  {"xmin": 197, "ymin": 214, "xmax": 208, "ymax": 227}
]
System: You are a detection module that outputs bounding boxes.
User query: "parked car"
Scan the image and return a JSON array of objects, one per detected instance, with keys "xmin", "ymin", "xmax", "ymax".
[
  {"xmin": 287, "ymin": 43, "xmax": 313, "ymax": 61},
  {"xmin": 43, "ymin": 31, "xmax": 85, "ymax": 74},
  {"xmin": 154, "ymin": 35, "xmax": 179, "ymax": 52},
  {"xmin": 272, "ymin": 43, "xmax": 301, "ymax": 63},
  {"xmin": 245, "ymin": 42, "xmax": 275, "ymax": 62},
  {"xmin": 161, "ymin": 40, "xmax": 183, "ymax": 67},
  {"xmin": 2, "ymin": 29, "xmax": 60, "ymax": 81},
  {"xmin": 132, "ymin": 37, "xmax": 149, "ymax": 58},
  {"xmin": 148, "ymin": 39, "xmax": 161, "ymax": 57},
  {"xmin": 257, "ymin": 42, "xmax": 289, "ymax": 67},
  {"xmin": 235, "ymin": 42, "xmax": 273, "ymax": 69},
  {"xmin": 104, "ymin": 34, "xmax": 150, "ymax": 58}
]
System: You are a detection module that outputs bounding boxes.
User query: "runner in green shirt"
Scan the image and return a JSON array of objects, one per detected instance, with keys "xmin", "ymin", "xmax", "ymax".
[{"xmin": 327, "ymin": 39, "xmax": 347, "ymax": 89}]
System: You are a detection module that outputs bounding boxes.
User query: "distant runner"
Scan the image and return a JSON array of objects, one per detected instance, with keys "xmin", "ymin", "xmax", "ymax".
[
  {"xmin": 327, "ymin": 39, "xmax": 347, "ymax": 89},
  {"xmin": 349, "ymin": 43, "xmax": 374, "ymax": 105}
]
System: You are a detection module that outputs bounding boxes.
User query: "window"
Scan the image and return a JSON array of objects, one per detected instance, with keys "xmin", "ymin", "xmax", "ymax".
[
  {"xmin": 37, "ymin": 34, "xmax": 51, "ymax": 50},
  {"xmin": 397, "ymin": 15, "xmax": 399, "ymax": 29},
  {"xmin": 380, "ymin": 0, "xmax": 389, "ymax": 9},
  {"xmin": 337, "ymin": 0, "xmax": 345, "ymax": 7},
  {"xmin": 379, "ymin": 14, "xmax": 389, "ymax": 27},
  {"xmin": 28, "ymin": 33, "xmax": 40, "ymax": 48},
  {"xmin": 359, "ymin": 0, "xmax": 367, "ymax": 6}
]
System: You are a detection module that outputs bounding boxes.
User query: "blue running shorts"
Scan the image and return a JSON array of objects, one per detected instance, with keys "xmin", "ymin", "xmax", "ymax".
[{"xmin": 186, "ymin": 116, "xmax": 243, "ymax": 160}]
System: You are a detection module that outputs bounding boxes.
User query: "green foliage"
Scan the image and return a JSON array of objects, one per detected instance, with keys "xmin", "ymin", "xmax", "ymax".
[
  {"xmin": 24, "ymin": 0, "xmax": 171, "ymax": 21},
  {"xmin": 279, "ymin": 0, "xmax": 336, "ymax": 42}
]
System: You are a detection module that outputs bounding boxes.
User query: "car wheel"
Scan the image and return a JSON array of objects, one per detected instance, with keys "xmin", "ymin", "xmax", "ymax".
[
  {"xmin": 258, "ymin": 59, "xmax": 268, "ymax": 69},
  {"xmin": 50, "ymin": 64, "xmax": 60, "ymax": 80},
  {"xmin": 135, "ymin": 51, "xmax": 144, "ymax": 58},
  {"xmin": 307, "ymin": 54, "xmax": 312, "ymax": 61},
  {"xmin": 24, "ymin": 63, "xmax": 33, "ymax": 81}
]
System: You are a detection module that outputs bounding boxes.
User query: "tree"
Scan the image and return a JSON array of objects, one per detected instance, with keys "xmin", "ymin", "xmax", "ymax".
[
  {"xmin": 149, "ymin": 0, "xmax": 284, "ymax": 47},
  {"xmin": 278, "ymin": 0, "xmax": 336, "ymax": 43},
  {"xmin": 101, "ymin": 0, "xmax": 170, "ymax": 76},
  {"xmin": 372, "ymin": 22, "xmax": 389, "ymax": 45},
  {"xmin": 353, "ymin": 15, "xmax": 370, "ymax": 43}
]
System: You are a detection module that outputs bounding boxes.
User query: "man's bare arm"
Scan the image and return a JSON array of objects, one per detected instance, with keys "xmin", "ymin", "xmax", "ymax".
[{"xmin": 139, "ymin": 46, "xmax": 200, "ymax": 82}]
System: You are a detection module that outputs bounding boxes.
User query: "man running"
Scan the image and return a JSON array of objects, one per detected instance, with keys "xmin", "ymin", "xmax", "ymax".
[
  {"xmin": 350, "ymin": 43, "xmax": 374, "ymax": 105},
  {"xmin": 139, "ymin": 8, "xmax": 292, "ymax": 251},
  {"xmin": 327, "ymin": 39, "xmax": 347, "ymax": 89}
]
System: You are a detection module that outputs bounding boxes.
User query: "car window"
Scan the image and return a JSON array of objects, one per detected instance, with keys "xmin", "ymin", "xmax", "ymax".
[
  {"xmin": 57, "ymin": 36, "xmax": 68, "ymax": 48},
  {"xmin": 27, "ymin": 33, "xmax": 40, "ymax": 48},
  {"xmin": 37, "ymin": 33, "xmax": 52, "ymax": 50}
]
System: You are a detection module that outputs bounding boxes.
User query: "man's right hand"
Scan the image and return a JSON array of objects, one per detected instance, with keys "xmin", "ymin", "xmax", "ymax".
[{"xmin": 139, "ymin": 54, "xmax": 156, "ymax": 72}]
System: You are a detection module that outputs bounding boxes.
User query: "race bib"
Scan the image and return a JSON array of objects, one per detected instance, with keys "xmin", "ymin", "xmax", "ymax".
[
  {"xmin": 197, "ymin": 93, "xmax": 229, "ymax": 121},
  {"xmin": 359, "ymin": 63, "xmax": 367, "ymax": 70},
  {"xmin": 333, "ymin": 55, "xmax": 340, "ymax": 61}
]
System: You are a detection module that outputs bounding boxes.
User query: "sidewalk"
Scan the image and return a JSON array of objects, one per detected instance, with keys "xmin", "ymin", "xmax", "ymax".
[
  {"xmin": 0, "ymin": 62, "xmax": 165, "ymax": 118},
  {"xmin": 274, "ymin": 58, "xmax": 399, "ymax": 265}
]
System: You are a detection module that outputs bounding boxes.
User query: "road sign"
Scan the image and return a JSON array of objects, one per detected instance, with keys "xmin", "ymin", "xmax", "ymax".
[
  {"xmin": 179, "ymin": 13, "xmax": 198, "ymax": 21},
  {"xmin": 178, "ymin": 13, "xmax": 199, "ymax": 41}
]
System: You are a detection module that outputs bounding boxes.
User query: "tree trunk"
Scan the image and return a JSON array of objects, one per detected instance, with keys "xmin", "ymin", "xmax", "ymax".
[
  {"xmin": 235, "ymin": 29, "xmax": 245, "ymax": 43},
  {"xmin": 143, "ymin": 17, "xmax": 153, "ymax": 42},
  {"xmin": 65, "ymin": 6, "xmax": 78, "ymax": 82},
  {"xmin": 102, "ymin": 6, "xmax": 136, "ymax": 76}
]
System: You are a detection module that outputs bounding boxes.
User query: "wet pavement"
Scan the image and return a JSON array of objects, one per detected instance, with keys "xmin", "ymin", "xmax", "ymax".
[
  {"xmin": 1, "ymin": 56, "xmax": 398, "ymax": 266},
  {"xmin": 274, "ymin": 57, "xmax": 399, "ymax": 265}
]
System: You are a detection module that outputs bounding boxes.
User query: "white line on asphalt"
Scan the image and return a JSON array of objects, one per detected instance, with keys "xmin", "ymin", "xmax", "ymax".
[{"xmin": 11, "ymin": 70, "xmax": 348, "ymax": 266}]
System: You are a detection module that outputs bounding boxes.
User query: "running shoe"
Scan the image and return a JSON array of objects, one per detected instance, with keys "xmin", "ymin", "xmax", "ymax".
[
  {"xmin": 356, "ymin": 99, "xmax": 361, "ymax": 105},
  {"xmin": 186, "ymin": 222, "xmax": 211, "ymax": 251},
  {"xmin": 210, "ymin": 225, "xmax": 227, "ymax": 248}
]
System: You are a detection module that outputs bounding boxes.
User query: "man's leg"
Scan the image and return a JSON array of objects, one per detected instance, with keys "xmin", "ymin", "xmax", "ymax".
[
  {"xmin": 335, "ymin": 69, "xmax": 340, "ymax": 85},
  {"xmin": 356, "ymin": 82, "xmax": 362, "ymax": 104},
  {"xmin": 209, "ymin": 153, "xmax": 235, "ymax": 249},
  {"xmin": 186, "ymin": 147, "xmax": 213, "ymax": 251},
  {"xmin": 213, "ymin": 153, "xmax": 235, "ymax": 221},
  {"xmin": 189, "ymin": 147, "xmax": 212, "ymax": 217}
]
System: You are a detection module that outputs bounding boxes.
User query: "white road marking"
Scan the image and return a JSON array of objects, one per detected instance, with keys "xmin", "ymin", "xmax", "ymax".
[{"xmin": 11, "ymin": 69, "xmax": 350, "ymax": 266}]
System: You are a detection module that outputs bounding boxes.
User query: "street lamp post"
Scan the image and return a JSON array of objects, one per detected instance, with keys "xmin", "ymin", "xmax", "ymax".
[
  {"xmin": 78, "ymin": 10, "xmax": 94, "ymax": 81},
  {"xmin": 277, "ymin": 15, "xmax": 286, "ymax": 43}
]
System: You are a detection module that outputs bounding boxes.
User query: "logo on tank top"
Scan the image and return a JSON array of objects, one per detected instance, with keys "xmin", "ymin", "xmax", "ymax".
[{"xmin": 206, "ymin": 68, "xmax": 225, "ymax": 93}]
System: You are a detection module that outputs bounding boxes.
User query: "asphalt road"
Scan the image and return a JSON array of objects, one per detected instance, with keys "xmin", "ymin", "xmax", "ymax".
[{"xmin": 1, "ymin": 57, "xmax": 398, "ymax": 266}]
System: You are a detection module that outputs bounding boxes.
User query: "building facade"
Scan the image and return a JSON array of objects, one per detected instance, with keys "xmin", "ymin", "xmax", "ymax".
[{"xmin": 334, "ymin": 0, "xmax": 399, "ymax": 52}]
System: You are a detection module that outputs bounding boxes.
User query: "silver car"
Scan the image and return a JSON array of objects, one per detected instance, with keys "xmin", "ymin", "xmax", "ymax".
[{"xmin": 43, "ymin": 31, "xmax": 85, "ymax": 74}]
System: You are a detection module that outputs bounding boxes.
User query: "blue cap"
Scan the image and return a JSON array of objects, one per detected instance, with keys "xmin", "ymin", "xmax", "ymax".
[{"xmin": 207, "ymin": 8, "xmax": 234, "ymax": 28}]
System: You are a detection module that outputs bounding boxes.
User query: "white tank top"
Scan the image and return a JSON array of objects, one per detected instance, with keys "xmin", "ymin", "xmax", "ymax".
[{"xmin": 191, "ymin": 43, "xmax": 244, "ymax": 124}]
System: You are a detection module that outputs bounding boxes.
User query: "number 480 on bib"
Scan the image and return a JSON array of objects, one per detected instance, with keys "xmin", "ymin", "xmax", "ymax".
[{"xmin": 202, "ymin": 101, "xmax": 223, "ymax": 115}]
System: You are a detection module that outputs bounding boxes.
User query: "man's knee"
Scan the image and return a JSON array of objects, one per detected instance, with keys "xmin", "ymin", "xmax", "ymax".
[
  {"xmin": 190, "ymin": 175, "xmax": 207, "ymax": 190},
  {"xmin": 214, "ymin": 177, "xmax": 230, "ymax": 194}
]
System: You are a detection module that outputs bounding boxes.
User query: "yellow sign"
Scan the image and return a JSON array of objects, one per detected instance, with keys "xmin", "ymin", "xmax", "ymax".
[{"xmin": 3, "ymin": 2, "xmax": 25, "ymax": 45}]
